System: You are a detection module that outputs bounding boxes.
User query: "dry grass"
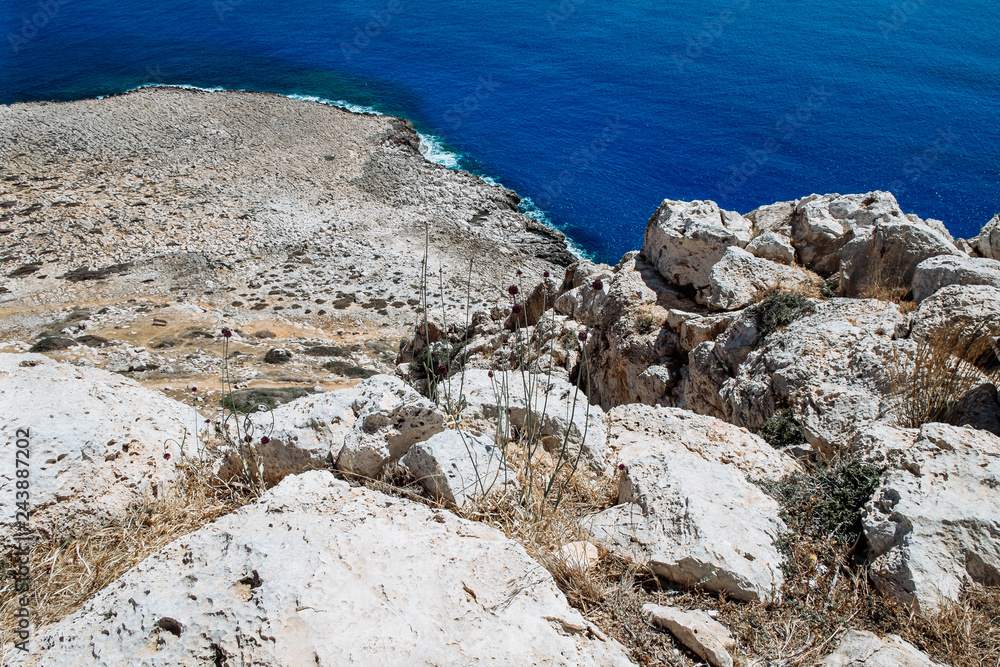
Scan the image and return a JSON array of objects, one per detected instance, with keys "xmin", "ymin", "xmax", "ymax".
[
  {"xmin": 0, "ymin": 463, "xmax": 252, "ymax": 651},
  {"xmin": 892, "ymin": 320, "xmax": 1000, "ymax": 428}
]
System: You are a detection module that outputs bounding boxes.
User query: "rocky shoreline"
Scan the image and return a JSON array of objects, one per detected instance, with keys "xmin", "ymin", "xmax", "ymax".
[{"xmin": 2, "ymin": 89, "xmax": 999, "ymax": 666}]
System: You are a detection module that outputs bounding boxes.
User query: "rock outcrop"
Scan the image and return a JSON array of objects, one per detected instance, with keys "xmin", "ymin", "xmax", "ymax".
[
  {"xmin": 912, "ymin": 254, "xmax": 1000, "ymax": 302},
  {"xmin": 821, "ymin": 629, "xmax": 945, "ymax": 666},
  {"xmin": 643, "ymin": 604, "xmax": 736, "ymax": 667},
  {"xmin": 0, "ymin": 354, "xmax": 195, "ymax": 543},
  {"xmin": 400, "ymin": 429, "xmax": 514, "ymax": 507},
  {"xmin": 864, "ymin": 423, "xmax": 1000, "ymax": 613},
  {"xmin": 703, "ymin": 246, "xmax": 820, "ymax": 311},
  {"xmin": 18, "ymin": 471, "xmax": 634, "ymax": 666},
  {"xmin": 972, "ymin": 213, "xmax": 1000, "ymax": 259},
  {"xmin": 588, "ymin": 408, "xmax": 788, "ymax": 601}
]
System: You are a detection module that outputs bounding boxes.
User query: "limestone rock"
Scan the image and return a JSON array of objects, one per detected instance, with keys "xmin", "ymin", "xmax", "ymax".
[
  {"xmin": 400, "ymin": 429, "xmax": 514, "ymax": 507},
  {"xmin": 703, "ymin": 246, "xmax": 821, "ymax": 311},
  {"xmin": 456, "ymin": 369, "xmax": 609, "ymax": 470},
  {"xmin": 679, "ymin": 312, "xmax": 737, "ymax": 352},
  {"xmin": 559, "ymin": 541, "xmax": 600, "ymax": 570},
  {"xmin": 972, "ymin": 213, "xmax": 1000, "ymax": 259},
  {"xmin": 838, "ymin": 221, "xmax": 960, "ymax": 298},
  {"xmin": 745, "ymin": 199, "xmax": 796, "ymax": 237},
  {"xmin": 718, "ymin": 299, "xmax": 909, "ymax": 459},
  {"xmin": 588, "ymin": 428, "xmax": 786, "ymax": 601},
  {"xmin": 792, "ymin": 191, "xmax": 910, "ymax": 274},
  {"xmin": 821, "ymin": 629, "xmax": 945, "ymax": 666},
  {"xmin": 864, "ymin": 423, "xmax": 1000, "ymax": 613},
  {"xmin": 224, "ymin": 388, "xmax": 361, "ymax": 487},
  {"xmin": 907, "ymin": 284, "xmax": 1000, "ymax": 342},
  {"xmin": 553, "ymin": 277, "xmax": 610, "ymax": 324},
  {"xmin": 606, "ymin": 404, "xmax": 798, "ymax": 482},
  {"xmin": 683, "ymin": 341, "xmax": 731, "ymax": 419},
  {"xmin": 643, "ymin": 604, "xmax": 736, "ymax": 667},
  {"xmin": 335, "ymin": 375, "xmax": 445, "ymax": 478},
  {"xmin": 643, "ymin": 199, "xmax": 752, "ymax": 290},
  {"xmin": 745, "ymin": 230, "xmax": 796, "ymax": 265},
  {"xmin": 20, "ymin": 471, "xmax": 634, "ymax": 666},
  {"xmin": 0, "ymin": 354, "xmax": 192, "ymax": 544},
  {"xmin": 912, "ymin": 254, "xmax": 1000, "ymax": 302}
]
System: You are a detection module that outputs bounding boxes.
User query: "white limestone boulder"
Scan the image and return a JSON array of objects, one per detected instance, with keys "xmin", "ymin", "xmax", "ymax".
[
  {"xmin": 912, "ymin": 254, "xmax": 1000, "ymax": 302},
  {"xmin": 792, "ymin": 191, "xmax": 910, "ymax": 274},
  {"xmin": 0, "ymin": 354, "xmax": 193, "ymax": 544},
  {"xmin": 864, "ymin": 423, "xmax": 1000, "ymax": 613},
  {"xmin": 837, "ymin": 221, "xmax": 960, "ymax": 297},
  {"xmin": 606, "ymin": 404, "xmax": 798, "ymax": 482},
  {"xmin": 716, "ymin": 299, "xmax": 909, "ymax": 459},
  {"xmin": 821, "ymin": 629, "xmax": 945, "ymax": 666},
  {"xmin": 334, "ymin": 375, "xmax": 445, "ymax": 478},
  {"xmin": 587, "ymin": 419, "xmax": 787, "ymax": 601},
  {"xmin": 18, "ymin": 471, "xmax": 635, "ymax": 666},
  {"xmin": 702, "ymin": 246, "xmax": 821, "ymax": 311},
  {"xmin": 643, "ymin": 604, "xmax": 736, "ymax": 667},
  {"xmin": 972, "ymin": 213, "xmax": 1000, "ymax": 259},
  {"xmin": 906, "ymin": 284, "xmax": 1000, "ymax": 342},
  {"xmin": 400, "ymin": 429, "xmax": 515, "ymax": 507},
  {"xmin": 643, "ymin": 199, "xmax": 752, "ymax": 290},
  {"xmin": 745, "ymin": 230, "xmax": 796, "ymax": 265},
  {"xmin": 456, "ymin": 369, "xmax": 609, "ymax": 471},
  {"xmin": 222, "ymin": 387, "xmax": 361, "ymax": 486}
]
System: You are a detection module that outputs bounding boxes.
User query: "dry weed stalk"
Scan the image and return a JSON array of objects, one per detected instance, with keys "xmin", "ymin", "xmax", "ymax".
[{"xmin": 893, "ymin": 319, "xmax": 1000, "ymax": 428}]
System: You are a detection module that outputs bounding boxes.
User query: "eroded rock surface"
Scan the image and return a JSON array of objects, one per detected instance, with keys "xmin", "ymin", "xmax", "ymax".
[{"xmin": 18, "ymin": 471, "xmax": 634, "ymax": 666}]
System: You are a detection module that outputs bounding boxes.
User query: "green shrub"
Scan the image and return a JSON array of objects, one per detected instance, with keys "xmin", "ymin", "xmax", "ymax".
[
  {"xmin": 322, "ymin": 360, "xmax": 377, "ymax": 379},
  {"xmin": 757, "ymin": 408, "xmax": 806, "ymax": 448},
  {"xmin": 747, "ymin": 293, "xmax": 816, "ymax": 337},
  {"xmin": 222, "ymin": 387, "xmax": 314, "ymax": 413},
  {"xmin": 765, "ymin": 459, "xmax": 885, "ymax": 543}
]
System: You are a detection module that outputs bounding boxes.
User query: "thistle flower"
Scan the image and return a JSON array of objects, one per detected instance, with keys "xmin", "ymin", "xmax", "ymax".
[
  {"xmin": 221, "ymin": 327, "xmax": 232, "ymax": 338},
  {"xmin": 163, "ymin": 452, "xmax": 171, "ymax": 460},
  {"xmin": 618, "ymin": 463, "xmax": 626, "ymax": 471},
  {"xmin": 261, "ymin": 436, "xmax": 270, "ymax": 445},
  {"xmin": 591, "ymin": 278, "xmax": 604, "ymax": 291},
  {"xmin": 508, "ymin": 285, "xmax": 519, "ymax": 296},
  {"xmin": 543, "ymin": 270, "xmax": 550, "ymax": 278},
  {"xmin": 190, "ymin": 386, "xmax": 198, "ymax": 393},
  {"xmin": 512, "ymin": 303, "xmax": 523, "ymax": 315},
  {"xmin": 578, "ymin": 330, "xmax": 588, "ymax": 342},
  {"xmin": 488, "ymin": 370, "xmax": 494, "ymax": 378},
  {"xmin": 436, "ymin": 363, "xmax": 447, "ymax": 376}
]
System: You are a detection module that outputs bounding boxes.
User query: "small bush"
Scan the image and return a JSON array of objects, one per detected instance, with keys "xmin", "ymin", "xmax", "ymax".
[
  {"xmin": 222, "ymin": 387, "xmax": 314, "ymax": 413},
  {"xmin": 322, "ymin": 360, "xmax": 377, "ymax": 379},
  {"xmin": 757, "ymin": 408, "xmax": 806, "ymax": 449},
  {"xmin": 747, "ymin": 292, "xmax": 816, "ymax": 337}
]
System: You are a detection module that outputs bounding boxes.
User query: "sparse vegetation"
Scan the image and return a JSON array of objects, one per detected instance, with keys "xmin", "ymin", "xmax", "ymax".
[
  {"xmin": 892, "ymin": 320, "xmax": 1000, "ymax": 428},
  {"xmin": 747, "ymin": 292, "xmax": 817, "ymax": 337},
  {"xmin": 757, "ymin": 408, "xmax": 807, "ymax": 449},
  {"xmin": 222, "ymin": 386, "xmax": 314, "ymax": 413}
]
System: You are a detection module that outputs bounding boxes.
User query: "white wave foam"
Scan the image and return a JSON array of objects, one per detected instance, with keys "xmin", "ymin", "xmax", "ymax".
[
  {"xmin": 417, "ymin": 132, "xmax": 462, "ymax": 170},
  {"xmin": 284, "ymin": 93, "xmax": 381, "ymax": 116},
  {"xmin": 518, "ymin": 196, "xmax": 589, "ymax": 260}
]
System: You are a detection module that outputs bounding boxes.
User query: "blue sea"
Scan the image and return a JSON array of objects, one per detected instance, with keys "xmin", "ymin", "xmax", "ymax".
[{"xmin": 2, "ymin": 0, "xmax": 997, "ymax": 263}]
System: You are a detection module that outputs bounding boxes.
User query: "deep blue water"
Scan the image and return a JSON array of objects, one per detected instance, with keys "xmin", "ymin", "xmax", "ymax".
[{"xmin": 2, "ymin": 0, "xmax": 998, "ymax": 263}]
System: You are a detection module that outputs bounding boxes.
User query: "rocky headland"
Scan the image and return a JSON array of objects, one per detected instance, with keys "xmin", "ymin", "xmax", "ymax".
[{"xmin": 2, "ymin": 88, "xmax": 999, "ymax": 666}]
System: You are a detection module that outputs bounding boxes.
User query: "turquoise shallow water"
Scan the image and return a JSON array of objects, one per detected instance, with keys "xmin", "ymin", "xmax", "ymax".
[{"xmin": 2, "ymin": 0, "xmax": 998, "ymax": 262}]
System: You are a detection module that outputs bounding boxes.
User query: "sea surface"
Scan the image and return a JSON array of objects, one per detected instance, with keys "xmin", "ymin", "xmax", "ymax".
[{"xmin": 2, "ymin": 0, "xmax": 997, "ymax": 263}]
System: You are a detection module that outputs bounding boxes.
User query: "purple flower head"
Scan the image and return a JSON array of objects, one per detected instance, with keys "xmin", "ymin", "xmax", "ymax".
[
  {"xmin": 244, "ymin": 435, "xmax": 252, "ymax": 443},
  {"xmin": 261, "ymin": 436, "xmax": 270, "ymax": 445},
  {"xmin": 508, "ymin": 285, "xmax": 519, "ymax": 296},
  {"xmin": 204, "ymin": 419, "xmax": 210, "ymax": 424},
  {"xmin": 618, "ymin": 463, "xmax": 627, "ymax": 471},
  {"xmin": 502, "ymin": 337, "xmax": 509, "ymax": 346},
  {"xmin": 488, "ymin": 370, "xmax": 494, "ymax": 378},
  {"xmin": 543, "ymin": 270, "xmax": 550, "ymax": 278},
  {"xmin": 578, "ymin": 330, "xmax": 588, "ymax": 342},
  {"xmin": 436, "ymin": 363, "xmax": 448, "ymax": 376},
  {"xmin": 163, "ymin": 452, "xmax": 171, "ymax": 460},
  {"xmin": 190, "ymin": 386, "xmax": 198, "ymax": 393},
  {"xmin": 221, "ymin": 327, "xmax": 232, "ymax": 339},
  {"xmin": 591, "ymin": 278, "xmax": 604, "ymax": 291},
  {"xmin": 516, "ymin": 269, "xmax": 523, "ymax": 277},
  {"xmin": 512, "ymin": 303, "xmax": 523, "ymax": 315}
]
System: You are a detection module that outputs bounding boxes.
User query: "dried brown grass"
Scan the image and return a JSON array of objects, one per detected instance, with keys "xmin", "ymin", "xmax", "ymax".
[
  {"xmin": 0, "ymin": 463, "xmax": 251, "ymax": 650},
  {"xmin": 893, "ymin": 319, "xmax": 1000, "ymax": 428}
]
